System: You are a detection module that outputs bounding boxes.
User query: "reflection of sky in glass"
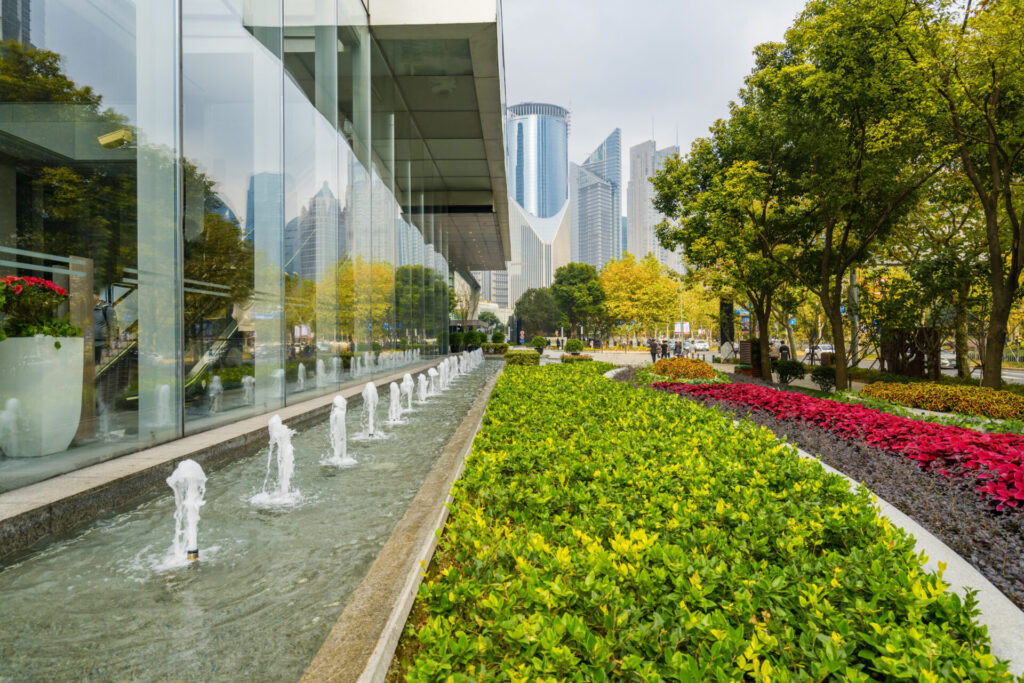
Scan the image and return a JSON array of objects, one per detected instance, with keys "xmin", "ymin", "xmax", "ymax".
[{"xmin": 37, "ymin": 0, "xmax": 138, "ymax": 120}]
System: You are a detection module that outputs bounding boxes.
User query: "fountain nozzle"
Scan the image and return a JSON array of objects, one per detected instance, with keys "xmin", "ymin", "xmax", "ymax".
[{"xmin": 187, "ymin": 549, "xmax": 199, "ymax": 562}]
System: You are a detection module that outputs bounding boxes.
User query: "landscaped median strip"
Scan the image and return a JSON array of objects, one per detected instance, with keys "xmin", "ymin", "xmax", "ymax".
[
  {"xmin": 656, "ymin": 382, "xmax": 1024, "ymax": 511},
  {"xmin": 860, "ymin": 381, "xmax": 1024, "ymax": 421},
  {"xmin": 391, "ymin": 363, "xmax": 1016, "ymax": 680}
]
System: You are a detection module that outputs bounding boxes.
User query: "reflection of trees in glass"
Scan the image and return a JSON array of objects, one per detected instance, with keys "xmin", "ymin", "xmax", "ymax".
[
  {"xmin": 2, "ymin": 39, "xmax": 133, "ymax": 286},
  {"xmin": 336, "ymin": 257, "xmax": 394, "ymax": 339},
  {"xmin": 182, "ymin": 161, "xmax": 254, "ymax": 330},
  {"xmin": 0, "ymin": 39, "xmax": 104, "ymax": 106},
  {"xmin": 285, "ymin": 273, "xmax": 316, "ymax": 340},
  {"xmin": 394, "ymin": 264, "xmax": 448, "ymax": 338}
]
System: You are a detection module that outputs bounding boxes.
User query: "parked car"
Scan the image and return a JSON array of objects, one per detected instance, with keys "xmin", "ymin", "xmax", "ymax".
[
  {"xmin": 693, "ymin": 339, "xmax": 710, "ymax": 352},
  {"xmin": 803, "ymin": 343, "xmax": 835, "ymax": 357},
  {"xmin": 940, "ymin": 350, "xmax": 956, "ymax": 368}
]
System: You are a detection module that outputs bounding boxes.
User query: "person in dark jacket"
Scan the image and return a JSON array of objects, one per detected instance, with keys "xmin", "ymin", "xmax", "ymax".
[
  {"xmin": 779, "ymin": 342, "xmax": 791, "ymax": 361},
  {"xmin": 648, "ymin": 338, "xmax": 659, "ymax": 364},
  {"xmin": 660, "ymin": 339, "xmax": 669, "ymax": 359}
]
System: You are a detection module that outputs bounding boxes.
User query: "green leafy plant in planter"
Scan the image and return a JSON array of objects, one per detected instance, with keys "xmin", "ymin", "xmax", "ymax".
[
  {"xmin": 503, "ymin": 349, "xmax": 539, "ymax": 366},
  {"xmin": 775, "ymin": 359, "xmax": 806, "ymax": 386},
  {"xmin": 449, "ymin": 331, "xmax": 464, "ymax": 351},
  {"xmin": 530, "ymin": 335, "xmax": 548, "ymax": 352},
  {"xmin": 564, "ymin": 338, "xmax": 584, "ymax": 354},
  {"xmin": 490, "ymin": 330, "xmax": 505, "ymax": 344},
  {"xmin": 811, "ymin": 364, "xmax": 836, "ymax": 392}
]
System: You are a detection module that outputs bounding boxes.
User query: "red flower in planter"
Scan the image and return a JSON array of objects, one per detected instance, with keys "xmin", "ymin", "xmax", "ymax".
[{"xmin": 653, "ymin": 381, "xmax": 1024, "ymax": 510}]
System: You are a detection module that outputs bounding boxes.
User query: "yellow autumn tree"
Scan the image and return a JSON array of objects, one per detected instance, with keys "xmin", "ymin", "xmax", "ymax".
[{"xmin": 600, "ymin": 252, "xmax": 678, "ymax": 337}]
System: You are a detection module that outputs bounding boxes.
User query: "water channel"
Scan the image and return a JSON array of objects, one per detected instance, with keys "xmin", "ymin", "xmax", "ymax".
[{"xmin": 0, "ymin": 359, "xmax": 500, "ymax": 681}]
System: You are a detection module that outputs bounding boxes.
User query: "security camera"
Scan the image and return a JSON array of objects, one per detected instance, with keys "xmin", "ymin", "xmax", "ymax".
[{"xmin": 97, "ymin": 128, "xmax": 133, "ymax": 149}]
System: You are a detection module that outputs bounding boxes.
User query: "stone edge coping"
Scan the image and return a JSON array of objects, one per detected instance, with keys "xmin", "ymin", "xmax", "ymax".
[
  {"xmin": 300, "ymin": 367, "xmax": 502, "ymax": 683},
  {"xmin": 0, "ymin": 359, "xmax": 446, "ymax": 562}
]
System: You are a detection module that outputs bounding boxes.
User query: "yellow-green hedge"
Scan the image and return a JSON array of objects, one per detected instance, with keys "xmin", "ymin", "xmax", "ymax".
[{"xmin": 860, "ymin": 381, "xmax": 1024, "ymax": 420}]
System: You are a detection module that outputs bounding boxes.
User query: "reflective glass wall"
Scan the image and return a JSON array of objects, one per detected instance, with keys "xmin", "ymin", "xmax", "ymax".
[{"xmin": 0, "ymin": 0, "xmax": 451, "ymax": 493}]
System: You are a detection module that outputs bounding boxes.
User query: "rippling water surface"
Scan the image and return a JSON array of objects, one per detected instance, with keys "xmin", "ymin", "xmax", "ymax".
[{"xmin": 0, "ymin": 361, "xmax": 500, "ymax": 682}]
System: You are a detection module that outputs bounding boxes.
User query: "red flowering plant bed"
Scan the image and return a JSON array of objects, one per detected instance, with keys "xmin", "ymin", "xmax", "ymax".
[
  {"xmin": 0, "ymin": 275, "xmax": 80, "ymax": 341},
  {"xmin": 652, "ymin": 381, "xmax": 1024, "ymax": 511}
]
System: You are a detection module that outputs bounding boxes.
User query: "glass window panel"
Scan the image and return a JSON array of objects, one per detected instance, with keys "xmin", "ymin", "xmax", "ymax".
[
  {"xmin": 0, "ymin": 0, "xmax": 181, "ymax": 490},
  {"xmin": 181, "ymin": 0, "xmax": 283, "ymax": 433}
]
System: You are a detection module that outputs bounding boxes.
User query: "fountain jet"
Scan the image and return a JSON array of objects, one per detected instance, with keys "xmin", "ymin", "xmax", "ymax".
[
  {"xmin": 167, "ymin": 459, "xmax": 206, "ymax": 563},
  {"xmin": 323, "ymin": 396, "xmax": 356, "ymax": 467}
]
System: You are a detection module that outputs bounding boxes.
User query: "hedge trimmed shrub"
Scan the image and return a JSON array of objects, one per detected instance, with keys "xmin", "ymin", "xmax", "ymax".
[
  {"xmin": 530, "ymin": 335, "xmax": 548, "ymax": 352},
  {"xmin": 651, "ymin": 357, "xmax": 716, "ymax": 380},
  {"xmin": 397, "ymin": 363, "xmax": 1010, "ymax": 680},
  {"xmin": 449, "ymin": 331, "xmax": 464, "ymax": 350},
  {"xmin": 481, "ymin": 343, "xmax": 508, "ymax": 355},
  {"xmin": 503, "ymin": 349, "xmax": 540, "ymax": 366},
  {"xmin": 564, "ymin": 338, "xmax": 584, "ymax": 353},
  {"xmin": 560, "ymin": 353, "xmax": 592, "ymax": 363},
  {"xmin": 860, "ymin": 381, "xmax": 1024, "ymax": 421},
  {"xmin": 490, "ymin": 331, "xmax": 505, "ymax": 344},
  {"xmin": 775, "ymin": 359, "xmax": 806, "ymax": 386},
  {"xmin": 811, "ymin": 365, "xmax": 836, "ymax": 392}
]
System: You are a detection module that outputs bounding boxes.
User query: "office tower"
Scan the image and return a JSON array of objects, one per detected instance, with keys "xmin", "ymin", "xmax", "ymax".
[
  {"xmin": 627, "ymin": 140, "xmax": 681, "ymax": 271},
  {"xmin": 571, "ymin": 128, "xmax": 621, "ymax": 270},
  {"xmin": 481, "ymin": 102, "xmax": 572, "ymax": 309},
  {"xmin": 506, "ymin": 103, "xmax": 569, "ymax": 219}
]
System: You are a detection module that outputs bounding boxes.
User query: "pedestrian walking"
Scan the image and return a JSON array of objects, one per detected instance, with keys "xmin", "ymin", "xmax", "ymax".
[
  {"xmin": 648, "ymin": 338, "xmax": 659, "ymax": 364},
  {"xmin": 674, "ymin": 340, "xmax": 682, "ymax": 357},
  {"xmin": 660, "ymin": 339, "xmax": 669, "ymax": 359},
  {"xmin": 779, "ymin": 342, "xmax": 790, "ymax": 361}
]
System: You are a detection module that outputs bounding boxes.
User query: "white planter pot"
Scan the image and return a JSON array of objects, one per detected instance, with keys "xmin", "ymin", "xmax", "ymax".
[{"xmin": 0, "ymin": 335, "xmax": 84, "ymax": 458}]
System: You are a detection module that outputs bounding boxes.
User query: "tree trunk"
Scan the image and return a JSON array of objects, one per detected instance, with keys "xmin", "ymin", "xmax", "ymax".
[
  {"xmin": 983, "ymin": 286, "xmax": 1011, "ymax": 388},
  {"xmin": 753, "ymin": 303, "xmax": 773, "ymax": 381},
  {"xmin": 954, "ymin": 282, "xmax": 970, "ymax": 378}
]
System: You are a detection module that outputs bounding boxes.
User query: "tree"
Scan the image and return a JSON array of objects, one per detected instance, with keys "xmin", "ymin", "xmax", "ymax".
[
  {"xmin": 478, "ymin": 311, "xmax": 503, "ymax": 333},
  {"xmin": 889, "ymin": 0, "xmax": 1024, "ymax": 387},
  {"xmin": 600, "ymin": 252, "xmax": 678, "ymax": 339},
  {"xmin": 881, "ymin": 170, "xmax": 988, "ymax": 377},
  {"xmin": 551, "ymin": 262, "xmax": 605, "ymax": 338},
  {"xmin": 514, "ymin": 287, "xmax": 561, "ymax": 337},
  {"xmin": 654, "ymin": 105, "xmax": 794, "ymax": 380},
  {"xmin": 737, "ymin": 1, "xmax": 944, "ymax": 389}
]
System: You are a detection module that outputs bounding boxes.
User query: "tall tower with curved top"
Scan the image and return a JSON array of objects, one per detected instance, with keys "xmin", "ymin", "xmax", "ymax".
[{"xmin": 505, "ymin": 102, "xmax": 569, "ymax": 219}]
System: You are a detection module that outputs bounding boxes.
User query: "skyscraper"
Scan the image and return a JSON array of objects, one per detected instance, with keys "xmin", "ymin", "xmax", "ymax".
[
  {"xmin": 479, "ymin": 102, "xmax": 572, "ymax": 310},
  {"xmin": 506, "ymin": 103, "xmax": 570, "ymax": 219},
  {"xmin": 571, "ymin": 128, "xmax": 621, "ymax": 270},
  {"xmin": 627, "ymin": 140, "xmax": 681, "ymax": 271}
]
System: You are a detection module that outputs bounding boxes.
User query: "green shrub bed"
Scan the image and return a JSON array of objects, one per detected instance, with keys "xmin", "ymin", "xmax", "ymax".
[
  {"xmin": 861, "ymin": 381, "xmax": 1024, "ymax": 421},
  {"xmin": 396, "ymin": 363, "xmax": 1011, "ymax": 680},
  {"xmin": 481, "ymin": 343, "xmax": 509, "ymax": 355},
  {"xmin": 560, "ymin": 353, "xmax": 593, "ymax": 363},
  {"xmin": 503, "ymin": 349, "xmax": 540, "ymax": 366}
]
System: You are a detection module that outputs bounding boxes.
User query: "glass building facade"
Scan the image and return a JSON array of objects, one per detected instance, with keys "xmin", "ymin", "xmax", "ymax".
[{"xmin": 0, "ymin": 0, "xmax": 503, "ymax": 493}]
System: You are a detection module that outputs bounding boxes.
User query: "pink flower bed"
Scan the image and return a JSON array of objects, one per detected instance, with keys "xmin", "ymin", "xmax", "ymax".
[{"xmin": 653, "ymin": 382, "xmax": 1024, "ymax": 511}]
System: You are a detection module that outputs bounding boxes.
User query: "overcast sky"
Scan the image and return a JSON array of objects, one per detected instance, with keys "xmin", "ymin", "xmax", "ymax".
[{"xmin": 501, "ymin": 0, "xmax": 808, "ymax": 211}]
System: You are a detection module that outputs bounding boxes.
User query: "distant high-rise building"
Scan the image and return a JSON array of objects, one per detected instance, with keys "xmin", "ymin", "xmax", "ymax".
[
  {"xmin": 479, "ymin": 102, "xmax": 572, "ymax": 309},
  {"xmin": 283, "ymin": 181, "xmax": 345, "ymax": 280},
  {"xmin": 627, "ymin": 140, "xmax": 680, "ymax": 271},
  {"xmin": 506, "ymin": 102, "xmax": 570, "ymax": 219},
  {"xmin": 571, "ymin": 128, "xmax": 621, "ymax": 270}
]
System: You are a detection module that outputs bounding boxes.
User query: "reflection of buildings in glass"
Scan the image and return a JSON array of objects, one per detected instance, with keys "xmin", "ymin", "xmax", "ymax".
[
  {"xmin": 1, "ymin": 0, "xmax": 33, "ymax": 46},
  {"xmin": 627, "ymin": 139, "xmax": 681, "ymax": 271},
  {"xmin": 283, "ymin": 181, "xmax": 345, "ymax": 280}
]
